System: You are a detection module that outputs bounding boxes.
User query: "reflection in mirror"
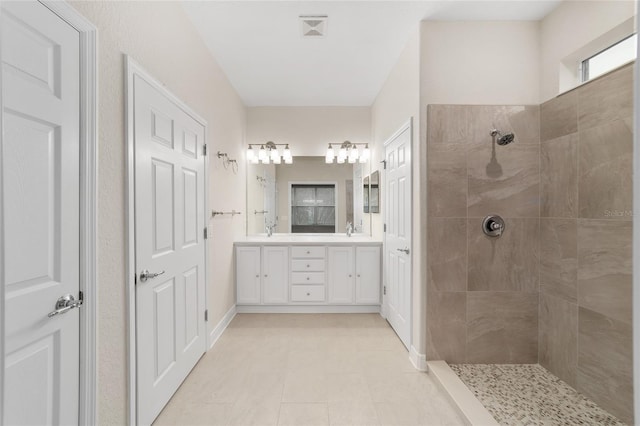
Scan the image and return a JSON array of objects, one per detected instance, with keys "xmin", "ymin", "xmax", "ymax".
[
  {"xmin": 363, "ymin": 175, "xmax": 370, "ymax": 214},
  {"xmin": 247, "ymin": 156, "xmax": 370, "ymax": 235},
  {"xmin": 370, "ymin": 170, "xmax": 380, "ymax": 214}
]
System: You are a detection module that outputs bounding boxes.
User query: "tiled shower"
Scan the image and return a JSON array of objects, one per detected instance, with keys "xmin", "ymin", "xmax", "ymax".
[{"xmin": 425, "ymin": 64, "xmax": 633, "ymax": 423}]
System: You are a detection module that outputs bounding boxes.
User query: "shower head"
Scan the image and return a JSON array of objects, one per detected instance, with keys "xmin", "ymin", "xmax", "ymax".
[{"xmin": 490, "ymin": 129, "xmax": 515, "ymax": 146}]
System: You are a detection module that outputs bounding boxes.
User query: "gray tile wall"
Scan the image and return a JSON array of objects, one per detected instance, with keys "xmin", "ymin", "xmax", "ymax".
[
  {"xmin": 539, "ymin": 64, "xmax": 633, "ymax": 424},
  {"xmin": 426, "ymin": 104, "xmax": 540, "ymax": 365},
  {"xmin": 426, "ymin": 63, "xmax": 633, "ymax": 424}
]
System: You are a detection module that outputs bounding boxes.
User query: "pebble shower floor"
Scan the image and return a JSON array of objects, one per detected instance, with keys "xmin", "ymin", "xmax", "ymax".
[{"xmin": 449, "ymin": 363, "xmax": 625, "ymax": 425}]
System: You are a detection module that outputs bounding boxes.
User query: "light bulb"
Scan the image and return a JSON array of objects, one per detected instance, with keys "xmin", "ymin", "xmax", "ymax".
[
  {"xmin": 251, "ymin": 155, "xmax": 259, "ymax": 164},
  {"xmin": 258, "ymin": 145, "xmax": 267, "ymax": 161},
  {"xmin": 361, "ymin": 145, "xmax": 370, "ymax": 161},
  {"xmin": 283, "ymin": 145, "xmax": 292, "ymax": 161},
  {"xmin": 337, "ymin": 155, "xmax": 345, "ymax": 164},
  {"xmin": 270, "ymin": 147, "xmax": 280, "ymax": 162},
  {"xmin": 338, "ymin": 146, "xmax": 347, "ymax": 160},
  {"xmin": 273, "ymin": 155, "xmax": 281, "ymax": 164},
  {"xmin": 246, "ymin": 146, "xmax": 255, "ymax": 161},
  {"xmin": 325, "ymin": 144, "xmax": 334, "ymax": 163}
]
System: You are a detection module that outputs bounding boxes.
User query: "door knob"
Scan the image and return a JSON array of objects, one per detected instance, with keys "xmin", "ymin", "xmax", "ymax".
[
  {"xmin": 397, "ymin": 248, "xmax": 410, "ymax": 254},
  {"xmin": 139, "ymin": 269, "xmax": 165, "ymax": 283},
  {"xmin": 48, "ymin": 294, "xmax": 83, "ymax": 318}
]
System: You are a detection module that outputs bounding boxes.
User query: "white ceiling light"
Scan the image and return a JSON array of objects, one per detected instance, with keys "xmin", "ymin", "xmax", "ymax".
[
  {"xmin": 247, "ymin": 141, "xmax": 293, "ymax": 165},
  {"xmin": 300, "ymin": 15, "xmax": 327, "ymax": 38}
]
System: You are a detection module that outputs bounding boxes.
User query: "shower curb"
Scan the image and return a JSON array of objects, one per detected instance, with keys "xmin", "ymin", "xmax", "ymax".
[{"xmin": 427, "ymin": 360, "xmax": 499, "ymax": 426}]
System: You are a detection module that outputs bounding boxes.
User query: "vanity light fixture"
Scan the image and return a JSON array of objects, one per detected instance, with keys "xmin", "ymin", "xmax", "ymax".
[
  {"xmin": 325, "ymin": 141, "xmax": 370, "ymax": 164},
  {"xmin": 246, "ymin": 141, "xmax": 293, "ymax": 165}
]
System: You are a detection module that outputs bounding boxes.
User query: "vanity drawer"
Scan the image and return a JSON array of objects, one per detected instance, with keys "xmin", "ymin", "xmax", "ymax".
[
  {"xmin": 291, "ymin": 272, "xmax": 325, "ymax": 284},
  {"xmin": 291, "ymin": 259, "xmax": 325, "ymax": 272},
  {"xmin": 291, "ymin": 246, "xmax": 325, "ymax": 259},
  {"xmin": 291, "ymin": 285, "xmax": 325, "ymax": 302}
]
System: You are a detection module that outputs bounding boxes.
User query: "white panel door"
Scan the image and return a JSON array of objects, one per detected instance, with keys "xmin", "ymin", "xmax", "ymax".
[
  {"xmin": 2, "ymin": 2, "xmax": 81, "ymax": 425},
  {"xmin": 236, "ymin": 247, "xmax": 261, "ymax": 304},
  {"xmin": 356, "ymin": 246, "xmax": 381, "ymax": 304},
  {"xmin": 134, "ymin": 75, "xmax": 207, "ymax": 425},
  {"xmin": 384, "ymin": 124, "xmax": 412, "ymax": 350},
  {"xmin": 327, "ymin": 246, "xmax": 354, "ymax": 304},
  {"xmin": 262, "ymin": 246, "xmax": 288, "ymax": 304}
]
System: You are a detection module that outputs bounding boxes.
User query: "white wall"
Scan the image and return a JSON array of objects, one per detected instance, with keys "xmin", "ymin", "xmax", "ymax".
[
  {"xmin": 420, "ymin": 21, "xmax": 540, "ymax": 106},
  {"xmin": 540, "ymin": 0, "xmax": 636, "ymax": 102},
  {"xmin": 246, "ymin": 107, "xmax": 371, "ymax": 156},
  {"xmin": 69, "ymin": 2, "xmax": 246, "ymax": 424},
  {"xmin": 370, "ymin": 28, "xmax": 423, "ymax": 353}
]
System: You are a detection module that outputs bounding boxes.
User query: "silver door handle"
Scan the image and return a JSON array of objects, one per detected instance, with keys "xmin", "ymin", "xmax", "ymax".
[
  {"xmin": 397, "ymin": 248, "xmax": 410, "ymax": 254},
  {"xmin": 48, "ymin": 294, "xmax": 83, "ymax": 318},
  {"xmin": 139, "ymin": 269, "xmax": 165, "ymax": 282}
]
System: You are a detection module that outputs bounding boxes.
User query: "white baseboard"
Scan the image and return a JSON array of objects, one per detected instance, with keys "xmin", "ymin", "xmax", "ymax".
[
  {"xmin": 208, "ymin": 305, "xmax": 237, "ymax": 349},
  {"xmin": 236, "ymin": 305, "xmax": 380, "ymax": 314},
  {"xmin": 427, "ymin": 360, "xmax": 498, "ymax": 426},
  {"xmin": 409, "ymin": 346, "xmax": 427, "ymax": 371}
]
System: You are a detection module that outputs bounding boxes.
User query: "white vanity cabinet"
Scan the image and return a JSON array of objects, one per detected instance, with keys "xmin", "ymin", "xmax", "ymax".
[
  {"xmin": 355, "ymin": 246, "xmax": 381, "ymax": 304},
  {"xmin": 327, "ymin": 246, "xmax": 355, "ymax": 304},
  {"xmin": 235, "ymin": 237, "xmax": 382, "ymax": 312},
  {"xmin": 236, "ymin": 246, "xmax": 288, "ymax": 305}
]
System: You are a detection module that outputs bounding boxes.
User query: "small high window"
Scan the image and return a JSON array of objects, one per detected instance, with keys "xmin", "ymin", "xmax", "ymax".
[{"xmin": 581, "ymin": 33, "xmax": 637, "ymax": 82}]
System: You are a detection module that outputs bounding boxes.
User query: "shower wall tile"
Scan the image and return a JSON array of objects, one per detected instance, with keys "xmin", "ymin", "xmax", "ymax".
[
  {"xmin": 467, "ymin": 143, "xmax": 540, "ymax": 218},
  {"xmin": 540, "ymin": 91, "xmax": 578, "ymax": 142},
  {"xmin": 578, "ymin": 119, "xmax": 633, "ymax": 220},
  {"xmin": 427, "ymin": 143, "xmax": 467, "ymax": 217},
  {"xmin": 466, "ymin": 292, "xmax": 538, "ymax": 364},
  {"xmin": 468, "ymin": 218, "xmax": 539, "ymax": 292},
  {"xmin": 426, "ymin": 291, "xmax": 466, "ymax": 363},
  {"xmin": 427, "ymin": 218, "xmax": 467, "ymax": 292},
  {"xmin": 539, "ymin": 294, "xmax": 578, "ymax": 388},
  {"xmin": 468, "ymin": 105, "xmax": 540, "ymax": 146},
  {"xmin": 578, "ymin": 64, "xmax": 633, "ymax": 131},
  {"xmin": 540, "ymin": 218, "xmax": 577, "ymax": 303},
  {"xmin": 427, "ymin": 105, "xmax": 470, "ymax": 144},
  {"xmin": 540, "ymin": 134, "xmax": 578, "ymax": 218},
  {"xmin": 577, "ymin": 307, "xmax": 633, "ymax": 424},
  {"xmin": 577, "ymin": 220, "xmax": 632, "ymax": 324}
]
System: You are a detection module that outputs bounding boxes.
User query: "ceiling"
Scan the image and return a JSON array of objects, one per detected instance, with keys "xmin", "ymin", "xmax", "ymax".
[{"xmin": 182, "ymin": 1, "xmax": 561, "ymax": 107}]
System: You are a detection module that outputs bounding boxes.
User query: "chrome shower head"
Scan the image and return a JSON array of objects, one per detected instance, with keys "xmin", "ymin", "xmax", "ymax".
[{"xmin": 490, "ymin": 129, "xmax": 515, "ymax": 146}]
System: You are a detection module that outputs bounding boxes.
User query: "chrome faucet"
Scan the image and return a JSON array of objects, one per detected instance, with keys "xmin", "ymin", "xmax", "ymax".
[
  {"xmin": 346, "ymin": 221, "xmax": 353, "ymax": 237},
  {"xmin": 266, "ymin": 223, "xmax": 274, "ymax": 237}
]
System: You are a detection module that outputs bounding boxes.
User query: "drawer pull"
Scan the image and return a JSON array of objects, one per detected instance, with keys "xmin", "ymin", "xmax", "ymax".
[
  {"xmin": 306, "ymin": 277, "xmax": 310, "ymax": 281},
  {"xmin": 306, "ymin": 292, "xmax": 311, "ymax": 296},
  {"xmin": 307, "ymin": 264, "xmax": 310, "ymax": 268},
  {"xmin": 349, "ymin": 274, "xmax": 352, "ymax": 277},
  {"xmin": 306, "ymin": 250, "xmax": 310, "ymax": 254}
]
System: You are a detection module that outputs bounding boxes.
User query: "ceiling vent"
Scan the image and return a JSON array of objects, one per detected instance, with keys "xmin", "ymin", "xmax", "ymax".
[{"xmin": 300, "ymin": 15, "xmax": 327, "ymax": 38}]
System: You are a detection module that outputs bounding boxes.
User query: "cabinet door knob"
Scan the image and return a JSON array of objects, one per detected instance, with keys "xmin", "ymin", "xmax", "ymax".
[
  {"xmin": 357, "ymin": 274, "xmax": 361, "ymax": 277},
  {"xmin": 264, "ymin": 274, "xmax": 268, "ymax": 277},
  {"xmin": 255, "ymin": 274, "xmax": 259, "ymax": 278},
  {"xmin": 348, "ymin": 274, "xmax": 352, "ymax": 277}
]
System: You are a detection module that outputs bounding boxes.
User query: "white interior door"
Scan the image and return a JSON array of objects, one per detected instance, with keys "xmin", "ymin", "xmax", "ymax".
[
  {"xmin": 2, "ymin": 2, "xmax": 81, "ymax": 424},
  {"xmin": 384, "ymin": 123, "xmax": 412, "ymax": 350},
  {"xmin": 133, "ymin": 71, "xmax": 207, "ymax": 425}
]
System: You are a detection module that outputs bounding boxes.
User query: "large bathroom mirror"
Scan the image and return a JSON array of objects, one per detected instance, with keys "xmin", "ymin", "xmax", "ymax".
[{"xmin": 246, "ymin": 156, "xmax": 372, "ymax": 235}]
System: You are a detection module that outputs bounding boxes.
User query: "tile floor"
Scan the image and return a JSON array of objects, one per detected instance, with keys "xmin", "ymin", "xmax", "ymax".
[
  {"xmin": 449, "ymin": 364, "xmax": 625, "ymax": 426},
  {"xmin": 154, "ymin": 313, "xmax": 465, "ymax": 426}
]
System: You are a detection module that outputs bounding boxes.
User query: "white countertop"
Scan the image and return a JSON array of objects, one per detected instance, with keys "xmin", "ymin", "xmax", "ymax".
[{"xmin": 234, "ymin": 233, "xmax": 382, "ymax": 245}]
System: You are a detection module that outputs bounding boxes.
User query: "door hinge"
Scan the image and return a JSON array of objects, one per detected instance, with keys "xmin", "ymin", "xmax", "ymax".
[
  {"xmin": 205, "ymin": 309, "xmax": 209, "ymax": 322},
  {"xmin": 79, "ymin": 291, "xmax": 84, "ymax": 302},
  {"xmin": 383, "ymin": 286, "xmax": 386, "ymax": 295},
  {"xmin": 204, "ymin": 227, "xmax": 208, "ymax": 239},
  {"xmin": 203, "ymin": 144, "xmax": 208, "ymax": 155},
  {"xmin": 383, "ymin": 224, "xmax": 387, "ymax": 232},
  {"xmin": 381, "ymin": 159, "xmax": 387, "ymax": 170}
]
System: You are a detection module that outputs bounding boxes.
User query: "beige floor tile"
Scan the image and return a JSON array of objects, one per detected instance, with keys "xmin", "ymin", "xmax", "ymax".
[
  {"xmin": 278, "ymin": 403, "xmax": 330, "ymax": 426},
  {"xmin": 228, "ymin": 399, "xmax": 281, "ymax": 426},
  {"xmin": 328, "ymin": 400, "xmax": 381, "ymax": 426},
  {"xmin": 154, "ymin": 402, "xmax": 233, "ymax": 426},
  {"xmin": 153, "ymin": 314, "xmax": 463, "ymax": 426},
  {"xmin": 282, "ymin": 370, "xmax": 328, "ymax": 402},
  {"xmin": 327, "ymin": 373, "xmax": 371, "ymax": 402}
]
